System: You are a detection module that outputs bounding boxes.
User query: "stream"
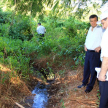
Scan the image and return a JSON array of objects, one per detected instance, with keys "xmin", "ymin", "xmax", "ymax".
[
  {"xmin": 31, "ymin": 82, "xmax": 49, "ymax": 108},
  {"xmin": 16, "ymin": 68, "xmax": 56, "ymax": 108}
]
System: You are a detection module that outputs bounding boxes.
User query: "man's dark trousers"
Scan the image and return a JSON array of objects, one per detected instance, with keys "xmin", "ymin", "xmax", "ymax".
[
  {"xmin": 82, "ymin": 50, "xmax": 100, "ymax": 91},
  {"xmin": 40, "ymin": 34, "xmax": 44, "ymax": 39},
  {"xmin": 99, "ymin": 81, "xmax": 108, "ymax": 108}
]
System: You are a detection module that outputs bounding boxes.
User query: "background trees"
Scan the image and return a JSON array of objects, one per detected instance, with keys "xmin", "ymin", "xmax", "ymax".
[{"xmin": 0, "ymin": 0, "xmax": 107, "ymax": 78}]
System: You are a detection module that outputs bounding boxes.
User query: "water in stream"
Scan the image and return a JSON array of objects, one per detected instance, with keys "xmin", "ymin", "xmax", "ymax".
[{"xmin": 32, "ymin": 82, "xmax": 49, "ymax": 108}]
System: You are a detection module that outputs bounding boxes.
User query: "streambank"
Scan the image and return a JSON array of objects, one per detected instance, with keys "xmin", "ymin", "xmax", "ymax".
[
  {"xmin": 16, "ymin": 68, "xmax": 81, "ymax": 108},
  {"xmin": 1, "ymin": 63, "xmax": 98, "ymax": 108},
  {"xmin": 13, "ymin": 70, "xmax": 64, "ymax": 108}
]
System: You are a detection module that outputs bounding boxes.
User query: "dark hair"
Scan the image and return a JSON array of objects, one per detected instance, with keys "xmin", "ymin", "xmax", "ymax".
[
  {"xmin": 89, "ymin": 14, "xmax": 98, "ymax": 21},
  {"xmin": 38, "ymin": 23, "xmax": 41, "ymax": 25}
]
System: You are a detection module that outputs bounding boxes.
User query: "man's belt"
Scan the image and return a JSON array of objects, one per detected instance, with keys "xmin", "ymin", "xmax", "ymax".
[{"xmin": 87, "ymin": 49, "xmax": 95, "ymax": 52}]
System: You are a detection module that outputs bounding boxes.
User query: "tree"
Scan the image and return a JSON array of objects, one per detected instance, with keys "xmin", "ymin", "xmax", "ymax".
[
  {"xmin": 74, "ymin": 2, "xmax": 101, "ymax": 21},
  {"xmin": 1, "ymin": 0, "xmax": 107, "ymax": 18},
  {"xmin": 1, "ymin": 0, "xmax": 54, "ymax": 17}
]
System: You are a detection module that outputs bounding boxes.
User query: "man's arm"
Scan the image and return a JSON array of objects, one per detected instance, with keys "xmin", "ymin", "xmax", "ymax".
[
  {"xmin": 84, "ymin": 45, "xmax": 87, "ymax": 51},
  {"xmin": 95, "ymin": 46, "xmax": 101, "ymax": 52},
  {"xmin": 98, "ymin": 57, "xmax": 108, "ymax": 81}
]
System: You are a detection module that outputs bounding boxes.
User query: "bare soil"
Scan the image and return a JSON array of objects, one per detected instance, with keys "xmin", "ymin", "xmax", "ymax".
[
  {"xmin": 47, "ymin": 66, "xmax": 99, "ymax": 108},
  {"xmin": 0, "ymin": 64, "xmax": 99, "ymax": 108},
  {"xmin": 0, "ymin": 64, "xmax": 31, "ymax": 108}
]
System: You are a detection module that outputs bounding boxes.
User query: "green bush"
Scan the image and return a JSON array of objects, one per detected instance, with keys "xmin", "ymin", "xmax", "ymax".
[
  {"xmin": 0, "ymin": 8, "xmax": 12, "ymax": 24},
  {"xmin": 9, "ymin": 16, "xmax": 33, "ymax": 41},
  {"xmin": 0, "ymin": 7, "xmax": 90, "ymax": 79}
]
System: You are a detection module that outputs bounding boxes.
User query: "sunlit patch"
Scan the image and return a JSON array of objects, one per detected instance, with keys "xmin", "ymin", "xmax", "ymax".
[
  {"xmin": 11, "ymin": 6, "xmax": 16, "ymax": 11},
  {"xmin": 47, "ymin": 73, "xmax": 55, "ymax": 80},
  {"xmin": 0, "ymin": 64, "xmax": 11, "ymax": 73},
  {"xmin": 2, "ymin": 5, "xmax": 7, "ymax": 11},
  {"xmin": 10, "ymin": 76, "xmax": 21, "ymax": 84}
]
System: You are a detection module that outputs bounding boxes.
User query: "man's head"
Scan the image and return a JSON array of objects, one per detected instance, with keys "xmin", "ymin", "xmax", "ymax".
[
  {"xmin": 38, "ymin": 23, "xmax": 41, "ymax": 26},
  {"xmin": 100, "ymin": 11, "xmax": 108, "ymax": 29},
  {"xmin": 89, "ymin": 15, "xmax": 98, "ymax": 28}
]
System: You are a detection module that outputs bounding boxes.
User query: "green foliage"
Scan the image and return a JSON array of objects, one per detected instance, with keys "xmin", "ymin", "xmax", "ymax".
[
  {"xmin": 0, "ymin": 71, "xmax": 10, "ymax": 84},
  {"xmin": 0, "ymin": 9, "xmax": 88, "ymax": 76},
  {"xmin": 0, "ymin": 36, "xmax": 33, "ymax": 76},
  {"xmin": 97, "ymin": 90, "xmax": 100, "ymax": 107},
  {"xmin": 63, "ymin": 17, "xmax": 77, "ymax": 38},
  {"xmin": 0, "ymin": 8, "xmax": 12, "ymax": 24},
  {"xmin": 0, "ymin": 9, "xmax": 33, "ymax": 41},
  {"xmin": 1, "ymin": 0, "xmax": 54, "ymax": 17},
  {"xmin": 74, "ymin": 2, "xmax": 101, "ymax": 21},
  {"xmin": 60, "ymin": 99, "xmax": 65, "ymax": 108},
  {"xmin": 0, "ymin": 1, "xmax": 91, "ymax": 81},
  {"xmin": 8, "ymin": 16, "xmax": 33, "ymax": 41}
]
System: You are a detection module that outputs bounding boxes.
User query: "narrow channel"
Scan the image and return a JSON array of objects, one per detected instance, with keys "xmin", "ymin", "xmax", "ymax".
[{"xmin": 32, "ymin": 82, "xmax": 49, "ymax": 108}]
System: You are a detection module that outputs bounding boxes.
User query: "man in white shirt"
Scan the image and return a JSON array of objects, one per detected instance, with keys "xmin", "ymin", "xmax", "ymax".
[
  {"xmin": 78, "ymin": 15, "xmax": 103, "ymax": 93},
  {"xmin": 97, "ymin": 10, "xmax": 108, "ymax": 108},
  {"xmin": 37, "ymin": 23, "xmax": 46, "ymax": 39}
]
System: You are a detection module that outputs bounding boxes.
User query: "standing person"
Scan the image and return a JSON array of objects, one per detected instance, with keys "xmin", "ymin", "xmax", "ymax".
[
  {"xmin": 37, "ymin": 23, "xmax": 46, "ymax": 39},
  {"xmin": 98, "ymin": 10, "xmax": 108, "ymax": 108},
  {"xmin": 77, "ymin": 15, "xmax": 103, "ymax": 93}
]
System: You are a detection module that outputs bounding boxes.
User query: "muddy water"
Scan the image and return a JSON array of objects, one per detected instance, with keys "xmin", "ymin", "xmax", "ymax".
[{"xmin": 32, "ymin": 82, "xmax": 49, "ymax": 108}]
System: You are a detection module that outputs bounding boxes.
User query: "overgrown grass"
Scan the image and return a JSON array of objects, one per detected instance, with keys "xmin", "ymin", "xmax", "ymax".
[{"xmin": 0, "ymin": 8, "xmax": 89, "ymax": 80}]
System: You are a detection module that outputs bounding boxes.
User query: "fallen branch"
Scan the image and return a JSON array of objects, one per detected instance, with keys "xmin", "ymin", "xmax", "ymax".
[{"xmin": 15, "ymin": 102, "xmax": 25, "ymax": 108}]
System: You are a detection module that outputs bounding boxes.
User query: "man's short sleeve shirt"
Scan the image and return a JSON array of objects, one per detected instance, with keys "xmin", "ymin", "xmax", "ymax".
[
  {"xmin": 85, "ymin": 26, "xmax": 103, "ymax": 50},
  {"xmin": 37, "ymin": 25, "xmax": 46, "ymax": 34}
]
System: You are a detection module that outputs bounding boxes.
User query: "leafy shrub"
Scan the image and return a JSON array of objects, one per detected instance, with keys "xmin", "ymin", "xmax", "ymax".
[
  {"xmin": 0, "ymin": 7, "xmax": 90, "ymax": 79},
  {"xmin": 9, "ymin": 16, "xmax": 33, "ymax": 41},
  {"xmin": 0, "ymin": 8, "xmax": 12, "ymax": 24}
]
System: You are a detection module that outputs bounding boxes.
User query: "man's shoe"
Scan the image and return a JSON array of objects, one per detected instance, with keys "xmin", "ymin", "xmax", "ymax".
[
  {"xmin": 85, "ymin": 89, "xmax": 91, "ymax": 93},
  {"xmin": 77, "ymin": 84, "xmax": 85, "ymax": 88}
]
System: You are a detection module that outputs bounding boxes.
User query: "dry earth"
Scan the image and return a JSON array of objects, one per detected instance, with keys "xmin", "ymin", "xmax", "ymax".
[
  {"xmin": 48, "ymin": 66, "xmax": 99, "ymax": 108},
  {"xmin": 0, "ymin": 64, "xmax": 99, "ymax": 108}
]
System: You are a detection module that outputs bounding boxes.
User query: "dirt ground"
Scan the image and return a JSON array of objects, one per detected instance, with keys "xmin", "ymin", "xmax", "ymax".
[
  {"xmin": 0, "ymin": 64, "xmax": 32, "ymax": 108},
  {"xmin": 47, "ymin": 66, "xmax": 99, "ymax": 108},
  {"xmin": 0, "ymin": 64, "xmax": 100, "ymax": 108}
]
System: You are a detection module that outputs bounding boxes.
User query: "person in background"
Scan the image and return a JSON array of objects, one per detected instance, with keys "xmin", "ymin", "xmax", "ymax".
[
  {"xmin": 77, "ymin": 14, "xmax": 103, "ymax": 93},
  {"xmin": 98, "ymin": 10, "xmax": 108, "ymax": 108},
  {"xmin": 37, "ymin": 23, "xmax": 46, "ymax": 39}
]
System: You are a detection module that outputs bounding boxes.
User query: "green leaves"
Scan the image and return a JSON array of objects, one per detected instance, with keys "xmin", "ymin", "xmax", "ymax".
[
  {"xmin": 0, "ymin": 1, "xmax": 92, "ymax": 79},
  {"xmin": 8, "ymin": 15, "xmax": 33, "ymax": 41},
  {"xmin": 1, "ymin": 0, "xmax": 54, "ymax": 17}
]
